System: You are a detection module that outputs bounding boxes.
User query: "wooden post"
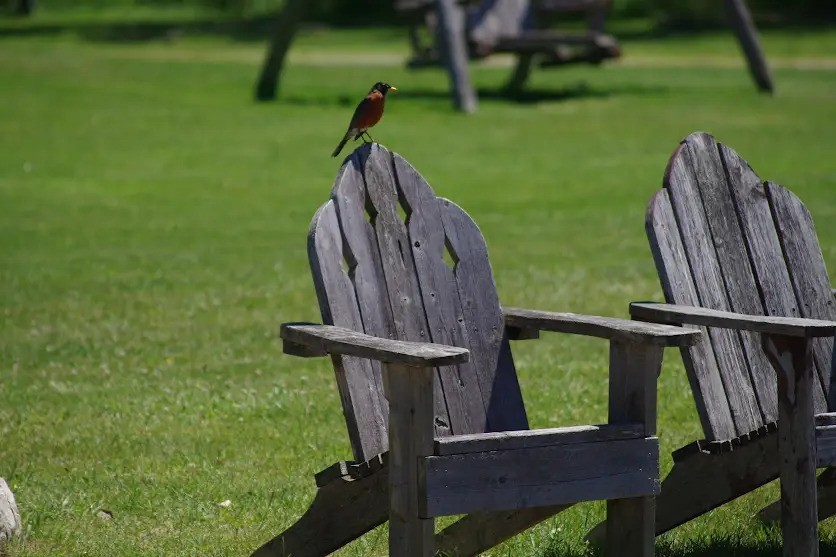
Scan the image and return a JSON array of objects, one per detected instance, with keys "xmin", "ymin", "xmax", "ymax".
[
  {"xmin": 722, "ymin": 0, "xmax": 774, "ymax": 93},
  {"xmin": 435, "ymin": 0, "xmax": 478, "ymax": 113},
  {"xmin": 762, "ymin": 334, "xmax": 818, "ymax": 557},
  {"xmin": 254, "ymin": 0, "xmax": 308, "ymax": 101},
  {"xmin": 384, "ymin": 362, "xmax": 435, "ymax": 556},
  {"xmin": 605, "ymin": 340, "xmax": 660, "ymax": 557}
]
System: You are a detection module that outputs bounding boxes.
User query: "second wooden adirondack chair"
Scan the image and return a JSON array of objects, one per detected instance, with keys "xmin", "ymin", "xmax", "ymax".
[
  {"xmin": 251, "ymin": 143, "xmax": 698, "ymax": 557},
  {"xmin": 593, "ymin": 132, "xmax": 836, "ymax": 555}
]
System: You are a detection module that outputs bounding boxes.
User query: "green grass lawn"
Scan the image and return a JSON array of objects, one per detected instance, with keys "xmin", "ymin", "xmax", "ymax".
[{"xmin": 1, "ymin": 15, "xmax": 835, "ymax": 557}]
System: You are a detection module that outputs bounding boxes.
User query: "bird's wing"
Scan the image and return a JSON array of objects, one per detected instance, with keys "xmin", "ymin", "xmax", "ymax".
[{"xmin": 347, "ymin": 97, "xmax": 373, "ymax": 132}]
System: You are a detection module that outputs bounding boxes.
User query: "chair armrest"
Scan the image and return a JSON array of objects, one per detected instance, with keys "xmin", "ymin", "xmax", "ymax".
[
  {"xmin": 502, "ymin": 307, "xmax": 699, "ymax": 347},
  {"xmin": 280, "ymin": 323, "xmax": 470, "ymax": 367},
  {"xmin": 630, "ymin": 303, "xmax": 836, "ymax": 338}
]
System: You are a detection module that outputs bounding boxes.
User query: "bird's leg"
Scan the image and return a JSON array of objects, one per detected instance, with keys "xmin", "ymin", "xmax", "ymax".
[{"xmin": 362, "ymin": 131, "xmax": 375, "ymax": 144}]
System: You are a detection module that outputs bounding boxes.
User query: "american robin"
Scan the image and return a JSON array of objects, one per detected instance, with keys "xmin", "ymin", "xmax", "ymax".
[{"xmin": 331, "ymin": 82, "xmax": 397, "ymax": 158}]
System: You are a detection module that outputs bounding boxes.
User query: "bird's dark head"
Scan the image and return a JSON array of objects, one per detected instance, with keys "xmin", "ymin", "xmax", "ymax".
[{"xmin": 371, "ymin": 82, "xmax": 397, "ymax": 95}]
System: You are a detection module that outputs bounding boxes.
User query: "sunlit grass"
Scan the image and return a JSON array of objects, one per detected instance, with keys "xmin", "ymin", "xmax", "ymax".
[{"xmin": 1, "ymin": 19, "xmax": 835, "ymax": 557}]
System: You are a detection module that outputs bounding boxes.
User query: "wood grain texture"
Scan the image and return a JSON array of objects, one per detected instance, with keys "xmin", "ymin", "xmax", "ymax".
[
  {"xmin": 502, "ymin": 307, "xmax": 699, "ymax": 347},
  {"xmin": 687, "ymin": 133, "xmax": 777, "ymax": 423},
  {"xmin": 816, "ymin": 426, "xmax": 836, "ymax": 467},
  {"xmin": 363, "ymin": 146, "xmax": 454, "ymax": 439},
  {"xmin": 441, "ymin": 198, "xmax": 529, "ymax": 432},
  {"xmin": 605, "ymin": 340, "xmax": 660, "ymax": 557},
  {"xmin": 394, "ymin": 153, "xmax": 488, "ymax": 435},
  {"xmin": 666, "ymin": 135, "xmax": 761, "ymax": 436},
  {"xmin": 434, "ymin": 423, "xmax": 645, "ymax": 455},
  {"xmin": 646, "ymin": 188, "xmax": 736, "ymax": 440},
  {"xmin": 630, "ymin": 303, "xmax": 836, "ymax": 338},
  {"xmin": 718, "ymin": 143, "xmax": 813, "ymax": 418},
  {"xmin": 767, "ymin": 181, "xmax": 836, "ymax": 412},
  {"xmin": 330, "ymin": 152, "xmax": 395, "ymax": 458},
  {"xmin": 762, "ymin": 333, "xmax": 818, "ymax": 557},
  {"xmin": 420, "ymin": 437, "xmax": 659, "ymax": 517},
  {"xmin": 661, "ymin": 431, "xmax": 778, "ymax": 534},
  {"xmin": 386, "ymin": 362, "xmax": 435, "ymax": 556},
  {"xmin": 280, "ymin": 323, "xmax": 470, "ymax": 367},
  {"xmin": 307, "ymin": 199, "xmax": 389, "ymax": 460}
]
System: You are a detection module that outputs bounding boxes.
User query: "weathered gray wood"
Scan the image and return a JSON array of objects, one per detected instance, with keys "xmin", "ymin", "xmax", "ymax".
[
  {"xmin": 685, "ymin": 132, "xmax": 778, "ymax": 423},
  {"xmin": 504, "ymin": 306, "xmax": 700, "ymax": 347},
  {"xmin": 816, "ymin": 425, "xmax": 836, "ymax": 467},
  {"xmin": 434, "ymin": 423, "xmax": 644, "ymax": 455},
  {"xmin": 767, "ymin": 181, "xmax": 836, "ymax": 411},
  {"xmin": 763, "ymin": 333, "xmax": 818, "ymax": 557},
  {"xmin": 308, "ymin": 200, "xmax": 389, "ymax": 460},
  {"xmin": 666, "ymin": 139, "xmax": 761, "ymax": 436},
  {"xmin": 630, "ymin": 303, "xmax": 836, "ymax": 338},
  {"xmin": 280, "ymin": 324, "xmax": 470, "ymax": 367},
  {"xmin": 588, "ymin": 428, "xmax": 782, "ymax": 543},
  {"xmin": 605, "ymin": 340, "xmax": 660, "ymax": 557},
  {"xmin": 718, "ymin": 141, "xmax": 824, "ymax": 417},
  {"xmin": 314, "ymin": 453, "xmax": 388, "ymax": 488},
  {"xmin": 394, "ymin": 153, "xmax": 488, "ymax": 435},
  {"xmin": 362, "ymin": 147, "xmax": 455, "ymax": 438},
  {"xmin": 386, "ymin": 361, "xmax": 435, "ymax": 556},
  {"xmin": 662, "ymin": 431, "xmax": 778, "ymax": 534},
  {"xmin": 420, "ymin": 437, "xmax": 659, "ymax": 517},
  {"xmin": 816, "ymin": 412, "xmax": 836, "ymax": 427},
  {"xmin": 646, "ymin": 188, "xmax": 736, "ymax": 440},
  {"xmin": 441, "ymin": 199, "xmax": 529, "ymax": 432},
  {"xmin": 436, "ymin": 0, "xmax": 478, "ymax": 113},
  {"xmin": 251, "ymin": 466, "xmax": 388, "ymax": 557},
  {"xmin": 435, "ymin": 505, "xmax": 571, "ymax": 557},
  {"xmin": 329, "ymin": 152, "xmax": 396, "ymax": 457},
  {"xmin": 759, "ymin": 467, "xmax": 836, "ymax": 524},
  {"xmin": 722, "ymin": 0, "xmax": 774, "ymax": 93}
]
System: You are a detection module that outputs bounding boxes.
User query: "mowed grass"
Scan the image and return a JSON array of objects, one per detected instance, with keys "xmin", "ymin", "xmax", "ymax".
[{"xmin": 1, "ymin": 19, "xmax": 836, "ymax": 557}]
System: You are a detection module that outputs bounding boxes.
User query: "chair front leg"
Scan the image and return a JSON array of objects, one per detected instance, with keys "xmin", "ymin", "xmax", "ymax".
[
  {"xmin": 384, "ymin": 362, "xmax": 435, "ymax": 557},
  {"xmin": 762, "ymin": 334, "xmax": 818, "ymax": 557},
  {"xmin": 605, "ymin": 339, "xmax": 662, "ymax": 557}
]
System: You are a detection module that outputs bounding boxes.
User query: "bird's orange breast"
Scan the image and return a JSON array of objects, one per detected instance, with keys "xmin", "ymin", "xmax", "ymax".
[{"xmin": 354, "ymin": 91, "xmax": 386, "ymax": 130}]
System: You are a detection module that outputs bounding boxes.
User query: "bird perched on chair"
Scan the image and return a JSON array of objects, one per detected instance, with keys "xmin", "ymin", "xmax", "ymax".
[{"xmin": 331, "ymin": 82, "xmax": 397, "ymax": 158}]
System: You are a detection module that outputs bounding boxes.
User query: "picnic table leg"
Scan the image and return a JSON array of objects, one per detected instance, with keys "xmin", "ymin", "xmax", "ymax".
[
  {"xmin": 435, "ymin": 0, "xmax": 478, "ymax": 113},
  {"xmin": 763, "ymin": 334, "xmax": 818, "ymax": 557},
  {"xmin": 385, "ymin": 362, "xmax": 435, "ymax": 556}
]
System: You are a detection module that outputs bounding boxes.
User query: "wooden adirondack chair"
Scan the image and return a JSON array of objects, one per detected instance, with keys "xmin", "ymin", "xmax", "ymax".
[
  {"xmin": 594, "ymin": 132, "xmax": 836, "ymax": 555},
  {"xmin": 251, "ymin": 143, "xmax": 698, "ymax": 557}
]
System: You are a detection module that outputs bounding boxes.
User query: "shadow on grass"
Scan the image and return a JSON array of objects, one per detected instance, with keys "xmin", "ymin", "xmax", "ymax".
[{"xmin": 276, "ymin": 82, "xmax": 668, "ymax": 109}]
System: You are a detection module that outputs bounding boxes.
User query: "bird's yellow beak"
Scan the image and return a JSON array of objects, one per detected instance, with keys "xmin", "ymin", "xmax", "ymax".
[{"xmin": 389, "ymin": 86, "xmax": 398, "ymax": 92}]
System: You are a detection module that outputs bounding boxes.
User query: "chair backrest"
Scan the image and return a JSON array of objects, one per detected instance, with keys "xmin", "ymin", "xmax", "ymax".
[
  {"xmin": 646, "ymin": 132, "xmax": 835, "ymax": 442},
  {"xmin": 308, "ymin": 144, "xmax": 528, "ymax": 462}
]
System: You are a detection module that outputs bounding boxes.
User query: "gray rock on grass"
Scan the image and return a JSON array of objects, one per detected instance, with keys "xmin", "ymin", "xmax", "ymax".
[{"xmin": 0, "ymin": 478, "xmax": 21, "ymax": 544}]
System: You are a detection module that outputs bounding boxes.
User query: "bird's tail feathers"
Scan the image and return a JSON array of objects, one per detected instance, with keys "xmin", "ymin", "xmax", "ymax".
[{"xmin": 331, "ymin": 133, "xmax": 351, "ymax": 158}]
